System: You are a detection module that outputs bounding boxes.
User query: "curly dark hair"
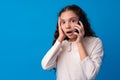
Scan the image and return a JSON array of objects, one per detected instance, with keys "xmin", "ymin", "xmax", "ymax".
[{"xmin": 52, "ymin": 4, "xmax": 96, "ymax": 45}]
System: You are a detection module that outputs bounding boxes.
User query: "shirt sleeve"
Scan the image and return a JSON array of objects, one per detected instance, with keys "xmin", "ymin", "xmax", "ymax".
[
  {"xmin": 80, "ymin": 38, "xmax": 104, "ymax": 80},
  {"xmin": 41, "ymin": 40, "xmax": 61, "ymax": 70}
]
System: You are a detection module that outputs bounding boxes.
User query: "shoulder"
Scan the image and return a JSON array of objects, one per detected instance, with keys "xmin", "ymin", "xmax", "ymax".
[
  {"xmin": 84, "ymin": 36, "xmax": 102, "ymax": 42},
  {"xmin": 84, "ymin": 36, "xmax": 103, "ymax": 46},
  {"xmin": 84, "ymin": 37, "xmax": 104, "ymax": 56}
]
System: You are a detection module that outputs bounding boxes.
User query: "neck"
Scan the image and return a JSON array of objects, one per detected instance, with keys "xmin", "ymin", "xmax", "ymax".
[{"xmin": 69, "ymin": 38, "xmax": 77, "ymax": 42}]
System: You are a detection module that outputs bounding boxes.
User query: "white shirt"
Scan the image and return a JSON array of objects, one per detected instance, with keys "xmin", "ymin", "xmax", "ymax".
[{"xmin": 41, "ymin": 37, "xmax": 104, "ymax": 80}]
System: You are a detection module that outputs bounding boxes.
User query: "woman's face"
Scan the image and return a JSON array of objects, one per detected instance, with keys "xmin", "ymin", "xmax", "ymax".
[{"xmin": 59, "ymin": 10, "xmax": 79, "ymax": 41}]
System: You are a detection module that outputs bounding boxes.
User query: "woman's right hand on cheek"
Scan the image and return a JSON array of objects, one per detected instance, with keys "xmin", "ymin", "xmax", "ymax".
[{"xmin": 57, "ymin": 18, "xmax": 66, "ymax": 42}]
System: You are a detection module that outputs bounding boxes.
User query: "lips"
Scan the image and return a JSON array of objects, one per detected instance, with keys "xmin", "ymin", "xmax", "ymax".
[
  {"xmin": 66, "ymin": 30, "xmax": 73, "ymax": 35},
  {"xmin": 66, "ymin": 31, "xmax": 73, "ymax": 33}
]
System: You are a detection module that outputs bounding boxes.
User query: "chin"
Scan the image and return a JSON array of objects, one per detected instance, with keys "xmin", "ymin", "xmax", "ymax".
[{"xmin": 67, "ymin": 35, "xmax": 77, "ymax": 40}]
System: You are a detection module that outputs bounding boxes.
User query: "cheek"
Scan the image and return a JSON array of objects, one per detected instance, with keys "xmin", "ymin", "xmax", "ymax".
[
  {"xmin": 61, "ymin": 26, "xmax": 66, "ymax": 32},
  {"xmin": 71, "ymin": 24, "xmax": 76, "ymax": 28}
]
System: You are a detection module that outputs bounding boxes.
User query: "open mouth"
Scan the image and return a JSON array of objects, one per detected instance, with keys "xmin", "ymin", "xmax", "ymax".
[
  {"xmin": 66, "ymin": 31, "xmax": 73, "ymax": 35},
  {"xmin": 67, "ymin": 31, "xmax": 73, "ymax": 33}
]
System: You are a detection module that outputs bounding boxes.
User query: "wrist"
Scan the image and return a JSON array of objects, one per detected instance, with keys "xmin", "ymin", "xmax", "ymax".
[
  {"xmin": 76, "ymin": 39, "xmax": 83, "ymax": 44},
  {"xmin": 57, "ymin": 36, "xmax": 64, "ymax": 43},
  {"xmin": 77, "ymin": 42, "xmax": 83, "ymax": 46}
]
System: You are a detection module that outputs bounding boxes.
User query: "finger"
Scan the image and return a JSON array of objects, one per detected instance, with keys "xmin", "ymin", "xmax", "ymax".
[
  {"xmin": 74, "ymin": 21, "xmax": 82, "ymax": 31},
  {"xmin": 58, "ymin": 18, "xmax": 62, "ymax": 31},
  {"xmin": 79, "ymin": 21, "xmax": 85, "ymax": 36},
  {"xmin": 58, "ymin": 19, "xmax": 60, "ymax": 27},
  {"xmin": 74, "ymin": 23, "xmax": 81, "ymax": 29},
  {"xmin": 58, "ymin": 18, "xmax": 65, "ymax": 33},
  {"xmin": 74, "ymin": 26, "xmax": 82, "ymax": 34},
  {"xmin": 74, "ymin": 31, "xmax": 79, "ymax": 36},
  {"xmin": 74, "ymin": 26, "xmax": 85, "ymax": 37},
  {"xmin": 79, "ymin": 21, "xmax": 83, "ymax": 28}
]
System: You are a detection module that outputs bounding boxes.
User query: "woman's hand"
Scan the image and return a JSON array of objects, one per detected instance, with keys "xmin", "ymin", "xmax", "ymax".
[
  {"xmin": 74, "ymin": 21, "xmax": 85, "ymax": 43},
  {"xmin": 57, "ymin": 18, "xmax": 66, "ymax": 42}
]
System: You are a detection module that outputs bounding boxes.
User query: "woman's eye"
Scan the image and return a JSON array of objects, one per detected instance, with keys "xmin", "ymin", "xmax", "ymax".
[
  {"xmin": 61, "ymin": 21, "xmax": 65, "ymax": 24},
  {"xmin": 71, "ymin": 20, "xmax": 76, "ymax": 23}
]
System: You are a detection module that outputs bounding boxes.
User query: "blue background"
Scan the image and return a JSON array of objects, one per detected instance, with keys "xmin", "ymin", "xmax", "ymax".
[{"xmin": 0, "ymin": 0, "xmax": 120, "ymax": 80}]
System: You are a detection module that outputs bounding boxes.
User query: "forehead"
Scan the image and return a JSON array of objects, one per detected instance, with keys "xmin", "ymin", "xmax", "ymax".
[{"xmin": 60, "ymin": 10, "xmax": 78, "ymax": 20}]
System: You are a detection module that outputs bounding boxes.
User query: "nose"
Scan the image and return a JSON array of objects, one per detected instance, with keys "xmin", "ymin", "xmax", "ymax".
[{"xmin": 65, "ymin": 22, "xmax": 71, "ymax": 29}]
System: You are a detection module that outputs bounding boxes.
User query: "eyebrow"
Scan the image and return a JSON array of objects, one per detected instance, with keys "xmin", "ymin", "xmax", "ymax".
[{"xmin": 60, "ymin": 17, "xmax": 79, "ymax": 21}]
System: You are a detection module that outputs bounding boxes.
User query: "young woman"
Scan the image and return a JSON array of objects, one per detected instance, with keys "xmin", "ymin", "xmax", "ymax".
[{"xmin": 41, "ymin": 4, "xmax": 104, "ymax": 80}]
